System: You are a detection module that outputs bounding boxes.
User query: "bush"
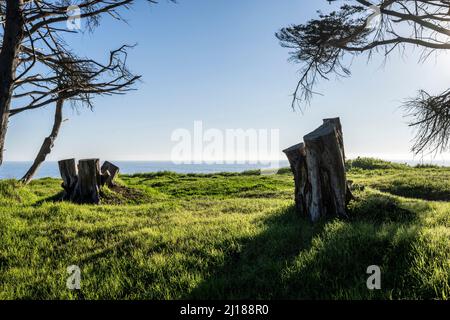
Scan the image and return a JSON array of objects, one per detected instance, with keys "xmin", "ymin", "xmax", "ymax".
[
  {"xmin": 346, "ymin": 157, "xmax": 409, "ymax": 170},
  {"xmin": 276, "ymin": 167, "xmax": 292, "ymax": 175},
  {"xmin": 240, "ymin": 169, "xmax": 261, "ymax": 176},
  {"xmin": 414, "ymin": 164, "xmax": 441, "ymax": 169}
]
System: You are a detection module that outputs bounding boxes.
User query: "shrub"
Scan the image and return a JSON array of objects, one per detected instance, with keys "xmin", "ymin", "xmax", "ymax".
[
  {"xmin": 346, "ymin": 157, "xmax": 409, "ymax": 170},
  {"xmin": 277, "ymin": 167, "xmax": 292, "ymax": 175},
  {"xmin": 414, "ymin": 164, "xmax": 441, "ymax": 169}
]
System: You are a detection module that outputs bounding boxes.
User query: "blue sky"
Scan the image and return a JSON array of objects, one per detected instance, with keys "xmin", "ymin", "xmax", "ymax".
[{"xmin": 6, "ymin": 0, "xmax": 450, "ymax": 163}]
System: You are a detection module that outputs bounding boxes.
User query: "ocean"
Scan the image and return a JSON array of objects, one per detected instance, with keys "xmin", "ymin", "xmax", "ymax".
[
  {"xmin": 1, "ymin": 159, "xmax": 448, "ymax": 180},
  {"xmin": 0, "ymin": 161, "xmax": 290, "ymax": 180}
]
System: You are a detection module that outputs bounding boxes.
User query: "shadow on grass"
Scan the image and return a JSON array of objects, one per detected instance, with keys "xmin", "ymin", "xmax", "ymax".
[
  {"xmin": 376, "ymin": 182, "xmax": 450, "ymax": 202},
  {"xmin": 187, "ymin": 204, "xmax": 316, "ymax": 299},
  {"xmin": 32, "ymin": 185, "xmax": 151, "ymax": 206},
  {"xmin": 188, "ymin": 192, "xmax": 426, "ymax": 299},
  {"xmin": 347, "ymin": 191, "xmax": 425, "ymax": 224},
  {"xmin": 32, "ymin": 191, "xmax": 65, "ymax": 206}
]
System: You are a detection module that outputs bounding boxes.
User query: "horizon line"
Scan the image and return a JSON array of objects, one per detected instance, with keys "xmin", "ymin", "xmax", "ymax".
[{"xmin": 2, "ymin": 157, "xmax": 450, "ymax": 163}]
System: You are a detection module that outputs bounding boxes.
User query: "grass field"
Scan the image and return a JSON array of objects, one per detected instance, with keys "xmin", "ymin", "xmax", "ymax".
[{"xmin": 0, "ymin": 158, "xmax": 449, "ymax": 299}]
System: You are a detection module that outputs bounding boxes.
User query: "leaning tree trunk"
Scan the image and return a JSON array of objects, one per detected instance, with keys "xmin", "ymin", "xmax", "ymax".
[
  {"xmin": 0, "ymin": 0, "xmax": 25, "ymax": 167},
  {"xmin": 283, "ymin": 117, "xmax": 352, "ymax": 222},
  {"xmin": 20, "ymin": 99, "xmax": 64, "ymax": 184}
]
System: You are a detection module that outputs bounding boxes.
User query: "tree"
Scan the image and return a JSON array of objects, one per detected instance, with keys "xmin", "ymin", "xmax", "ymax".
[
  {"xmin": 276, "ymin": 0, "xmax": 450, "ymax": 154},
  {"xmin": 0, "ymin": 0, "xmax": 161, "ymax": 167},
  {"xmin": 17, "ymin": 47, "xmax": 139, "ymax": 184}
]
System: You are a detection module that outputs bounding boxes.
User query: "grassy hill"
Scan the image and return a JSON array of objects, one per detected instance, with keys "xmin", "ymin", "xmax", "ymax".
[{"xmin": 0, "ymin": 158, "xmax": 449, "ymax": 299}]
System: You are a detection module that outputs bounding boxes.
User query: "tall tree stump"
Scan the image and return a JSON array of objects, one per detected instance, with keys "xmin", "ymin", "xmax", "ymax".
[
  {"xmin": 58, "ymin": 158, "xmax": 120, "ymax": 204},
  {"xmin": 77, "ymin": 159, "xmax": 101, "ymax": 204},
  {"xmin": 283, "ymin": 117, "xmax": 351, "ymax": 222},
  {"xmin": 58, "ymin": 159, "xmax": 78, "ymax": 201}
]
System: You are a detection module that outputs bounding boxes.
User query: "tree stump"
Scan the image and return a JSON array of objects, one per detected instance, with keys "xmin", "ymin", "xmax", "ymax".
[
  {"xmin": 58, "ymin": 159, "xmax": 78, "ymax": 201},
  {"xmin": 77, "ymin": 159, "xmax": 101, "ymax": 204},
  {"xmin": 283, "ymin": 117, "xmax": 352, "ymax": 222},
  {"xmin": 58, "ymin": 158, "xmax": 120, "ymax": 204},
  {"xmin": 101, "ymin": 161, "xmax": 120, "ymax": 187}
]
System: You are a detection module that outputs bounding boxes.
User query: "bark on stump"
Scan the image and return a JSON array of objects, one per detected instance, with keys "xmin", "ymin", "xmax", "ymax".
[
  {"xmin": 58, "ymin": 159, "xmax": 119, "ymax": 204},
  {"xmin": 283, "ymin": 117, "xmax": 352, "ymax": 222},
  {"xmin": 282, "ymin": 143, "xmax": 308, "ymax": 215}
]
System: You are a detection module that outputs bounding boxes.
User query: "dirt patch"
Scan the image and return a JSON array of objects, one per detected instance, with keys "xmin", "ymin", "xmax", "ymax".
[{"xmin": 100, "ymin": 184, "xmax": 149, "ymax": 205}]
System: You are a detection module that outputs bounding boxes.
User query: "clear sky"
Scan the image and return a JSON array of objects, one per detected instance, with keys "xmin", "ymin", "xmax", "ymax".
[{"xmin": 6, "ymin": 0, "xmax": 450, "ymax": 163}]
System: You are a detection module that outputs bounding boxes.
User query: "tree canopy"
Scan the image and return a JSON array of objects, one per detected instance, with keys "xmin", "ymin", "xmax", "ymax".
[
  {"xmin": 276, "ymin": 0, "xmax": 450, "ymax": 154},
  {"xmin": 0, "ymin": 0, "xmax": 163, "ymax": 166}
]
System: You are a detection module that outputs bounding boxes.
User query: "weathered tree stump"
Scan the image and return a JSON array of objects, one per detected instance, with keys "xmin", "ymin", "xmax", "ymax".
[
  {"xmin": 77, "ymin": 159, "xmax": 101, "ymax": 204},
  {"xmin": 58, "ymin": 158, "xmax": 119, "ymax": 204},
  {"xmin": 101, "ymin": 161, "xmax": 120, "ymax": 187},
  {"xmin": 283, "ymin": 117, "xmax": 352, "ymax": 222},
  {"xmin": 58, "ymin": 158, "xmax": 78, "ymax": 201}
]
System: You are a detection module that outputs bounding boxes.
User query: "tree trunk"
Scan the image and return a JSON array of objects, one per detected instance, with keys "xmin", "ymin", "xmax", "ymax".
[
  {"xmin": 58, "ymin": 158, "xmax": 78, "ymax": 201},
  {"xmin": 100, "ymin": 161, "xmax": 120, "ymax": 187},
  {"xmin": 77, "ymin": 159, "xmax": 101, "ymax": 204},
  {"xmin": 0, "ymin": 0, "xmax": 25, "ymax": 166},
  {"xmin": 283, "ymin": 117, "xmax": 351, "ymax": 222},
  {"xmin": 20, "ymin": 99, "xmax": 64, "ymax": 184}
]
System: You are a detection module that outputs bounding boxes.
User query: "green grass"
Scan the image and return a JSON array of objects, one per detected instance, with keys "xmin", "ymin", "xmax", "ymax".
[{"xmin": 0, "ymin": 160, "xmax": 449, "ymax": 299}]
